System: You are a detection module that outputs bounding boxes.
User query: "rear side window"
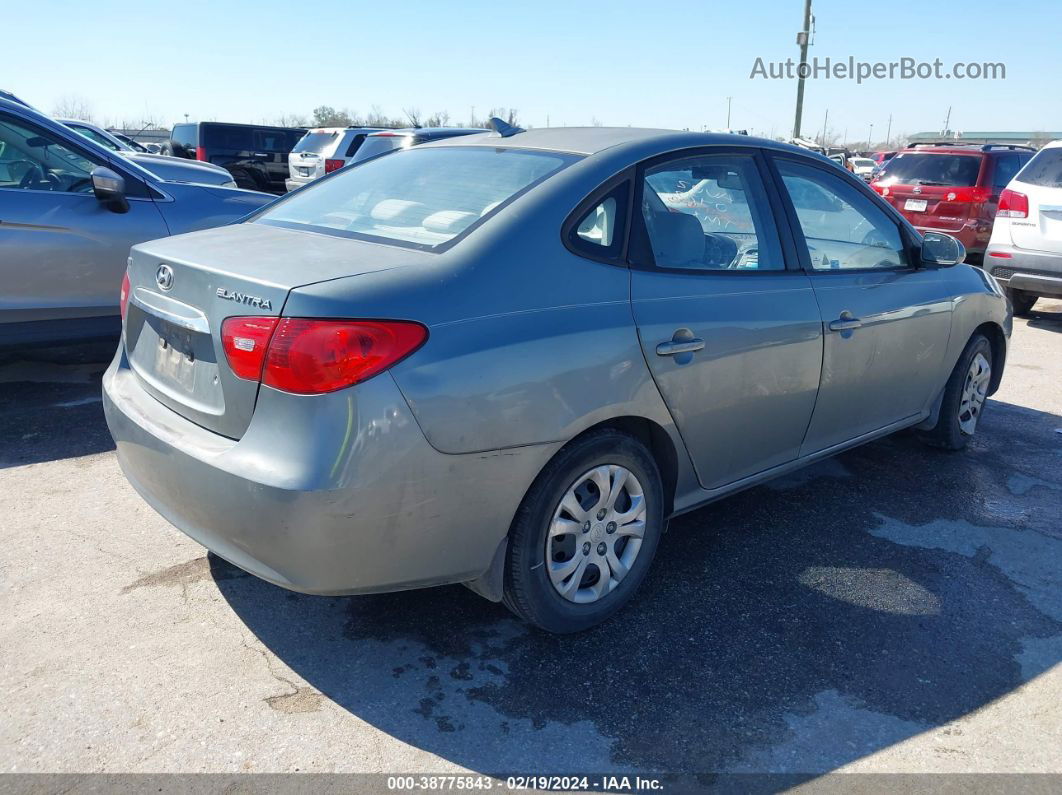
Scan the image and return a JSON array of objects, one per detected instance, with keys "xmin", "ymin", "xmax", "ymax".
[
  {"xmin": 991, "ymin": 153, "xmax": 1023, "ymax": 190},
  {"xmin": 880, "ymin": 153, "xmax": 982, "ymax": 186},
  {"xmin": 256, "ymin": 146, "xmax": 575, "ymax": 249},
  {"xmin": 639, "ymin": 153, "xmax": 783, "ymax": 271},
  {"xmin": 568, "ymin": 182, "xmax": 630, "ymax": 260},
  {"xmin": 343, "ymin": 134, "xmax": 367, "ymax": 158},
  {"xmin": 203, "ymin": 125, "xmax": 252, "ymax": 150},
  {"xmin": 350, "ymin": 135, "xmax": 408, "ymax": 164},
  {"xmin": 1015, "ymin": 147, "xmax": 1062, "ymax": 188},
  {"xmin": 292, "ymin": 131, "xmax": 340, "ymax": 154},
  {"xmin": 170, "ymin": 124, "xmax": 197, "ymax": 149}
]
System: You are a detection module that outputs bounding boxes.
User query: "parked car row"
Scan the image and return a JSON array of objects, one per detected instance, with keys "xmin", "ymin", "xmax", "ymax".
[
  {"xmin": 0, "ymin": 97, "xmax": 274, "ymax": 346},
  {"xmin": 868, "ymin": 141, "xmax": 1062, "ymax": 314}
]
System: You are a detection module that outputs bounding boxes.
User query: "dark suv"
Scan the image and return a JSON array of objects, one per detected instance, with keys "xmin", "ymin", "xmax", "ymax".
[
  {"xmin": 871, "ymin": 142, "xmax": 1034, "ymax": 262},
  {"xmin": 166, "ymin": 122, "xmax": 306, "ymax": 194}
]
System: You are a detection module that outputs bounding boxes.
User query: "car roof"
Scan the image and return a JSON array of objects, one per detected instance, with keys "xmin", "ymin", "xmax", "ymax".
[
  {"xmin": 422, "ymin": 126, "xmax": 810, "ymax": 158},
  {"xmin": 366, "ymin": 127, "xmax": 488, "ymax": 139}
]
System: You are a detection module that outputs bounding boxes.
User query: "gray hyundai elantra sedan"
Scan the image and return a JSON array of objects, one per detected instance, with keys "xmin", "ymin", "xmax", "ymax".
[{"xmin": 103, "ymin": 124, "xmax": 1010, "ymax": 633}]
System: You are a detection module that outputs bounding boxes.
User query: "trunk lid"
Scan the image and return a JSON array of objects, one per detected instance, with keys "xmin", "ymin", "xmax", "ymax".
[{"xmin": 123, "ymin": 222, "xmax": 420, "ymax": 438}]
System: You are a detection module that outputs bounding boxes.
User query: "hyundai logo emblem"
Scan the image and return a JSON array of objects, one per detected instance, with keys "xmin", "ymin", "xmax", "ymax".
[{"xmin": 156, "ymin": 264, "xmax": 174, "ymax": 291}]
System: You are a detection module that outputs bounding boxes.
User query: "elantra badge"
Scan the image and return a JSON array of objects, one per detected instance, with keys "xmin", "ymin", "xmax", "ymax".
[{"xmin": 216, "ymin": 287, "xmax": 272, "ymax": 310}]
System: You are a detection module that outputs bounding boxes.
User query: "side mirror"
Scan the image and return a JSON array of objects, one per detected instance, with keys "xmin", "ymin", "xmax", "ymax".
[
  {"xmin": 921, "ymin": 231, "xmax": 965, "ymax": 267},
  {"xmin": 91, "ymin": 166, "xmax": 129, "ymax": 213}
]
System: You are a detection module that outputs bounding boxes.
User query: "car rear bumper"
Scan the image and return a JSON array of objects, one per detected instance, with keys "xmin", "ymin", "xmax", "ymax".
[
  {"xmin": 910, "ymin": 219, "xmax": 991, "ymax": 255},
  {"xmin": 102, "ymin": 348, "xmax": 558, "ymax": 595},
  {"xmin": 284, "ymin": 176, "xmax": 313, "ymax": 192},
  {"xmin": 984, "ymin": 245, "xmax": 1062, "ymax": 297}
]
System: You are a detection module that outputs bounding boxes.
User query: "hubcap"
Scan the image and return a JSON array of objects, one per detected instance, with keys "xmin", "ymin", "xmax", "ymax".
[
  {"xmin": 958, "ymin": 352, "xmax": 991, "ymax": 435},
  {"xmin": 546, "ymin": 465, "xmax": 646, "ymax": 604}
]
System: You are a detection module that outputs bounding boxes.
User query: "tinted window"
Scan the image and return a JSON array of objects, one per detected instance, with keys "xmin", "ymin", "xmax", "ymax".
[
  {"xmin": 253, "ymin": 130, "xmax": 293, "ymax": 152},
  {"xmin": 640, "ymin": 153, "xmax": 783, "ymax": 271},
  {"xmin": 992, "ymin": 153, "xmax": 1023, "ymax": 190},
  {"xmin": 70, "ymin": 124, "xmax": 120, "ymax": 151},
  {"xmin": 343, "ymin": 133, "xmax": 367, "ymax": 158},
  {"xmin": 170, "ymin": 124, "xmax": 197, "ymax": 149},
  {"xmin": 257, "ymin": 146, "xmax": 574, "ymax": 249},
  {"xmin": 778, "ymin": 159, "xmax": 908, "ymax": 271},
  {"xmin": 203, "ymin": 125, "xmax": 253, "ymax": 150},
  {"xmin": 292, "ymin": 131, "xmax": 340, "ymax": 154},
  {"xmin": 1015, "ymin": 147, "xmax": 1062, "ymax": 188},
  {"xmin": 880, "ymin": 152, "xmax": 981, "ymax": 186},
  {"xmin": 0, "ymin": 115, "xmax": 98, "ymax": 192}
]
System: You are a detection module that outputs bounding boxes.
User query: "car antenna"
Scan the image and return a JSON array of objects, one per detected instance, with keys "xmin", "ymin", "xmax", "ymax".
[{"xmin": 488, "ymin": 117, "xmax": 524, "ymax": 137}]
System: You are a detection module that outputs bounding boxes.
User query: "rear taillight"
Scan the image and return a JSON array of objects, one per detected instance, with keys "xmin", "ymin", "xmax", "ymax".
[
  {"xmin": 945, "ymin": 186, "xmax": 992, "ymax": 204},
  {"xmin": 221, "ymin": 317, "xmax": 280, "ymax": 381},
  {"xmin": 997, "ymin": 188, "xmax": 1029, "ymax": 219},
  {"xmin": 119, "ymin": 272, "xmax": 131, "ymax": 321},
  {"xmin": 194, "ymin": 146, "xmax": 207, "ymax": 161},
  {"xmin": 324, "ymin": 158, "xmax": 344, "ymax": 173},
  {"xmin": 221, "ymin": 318, "xmax": 427, "ymax": 394}
]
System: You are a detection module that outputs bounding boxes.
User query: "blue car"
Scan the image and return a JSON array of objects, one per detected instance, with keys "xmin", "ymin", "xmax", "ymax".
[{"xmin": 0, "ymin": 97, "xmax": 276, "ymax": 346}]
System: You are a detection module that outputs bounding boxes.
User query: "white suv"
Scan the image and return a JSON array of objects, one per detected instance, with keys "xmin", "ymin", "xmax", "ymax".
[
  {"xmin": 285, "ymin": 127, "xmax": 384, "ymax": 192},
  {"xmin": 986, "ymin": 140, "xmax": 1062, "ymax": 315}
]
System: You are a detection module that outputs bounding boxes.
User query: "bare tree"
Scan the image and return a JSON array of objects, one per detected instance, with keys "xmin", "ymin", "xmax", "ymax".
[
  {"xmin": 403, "ymin": 107, "xmax": 422, "ymax": 128},
  {"xmin": 424, "ymin": 110, "xmax": 450, "ymax": 128},
  {"xmin": 275, "ymin": 113, "xmax": 309, "ymax": 127},
  {"xmin": 312, "ymin": 105, "xmax": 352, "ymax": 126},
  {"xmin": 52, "ymin": 94, "xmax": 94, "ymax": 121}
]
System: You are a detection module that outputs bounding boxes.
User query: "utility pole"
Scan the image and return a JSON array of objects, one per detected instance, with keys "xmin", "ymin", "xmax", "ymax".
[
  {"xmin": 820, "ymin": 108, "xmax": 828, "ymax": 145},
  {"xmin": 726, "ymin": 96, "xmax": 732, "ymax": 129},
  {"xmin": 941, "ymin": 105, "xmax": 952, "ymax": 136},
  {"xmin": 868, "ymin": 122, "xmax": 874, "ymax": 149},
  {"xmin": 885, "ymin": 114, "xmax": 892, "ymax": 146},
  {"xmin": 792, "ymin": 0, "xmax": 813, "ymax": 139}
]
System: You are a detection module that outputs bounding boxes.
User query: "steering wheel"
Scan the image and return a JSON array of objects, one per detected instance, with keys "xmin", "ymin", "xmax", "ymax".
[
  {"xmin": 861, "ymin": 228, "xmax": 891, "ymax": 248},
  {"xmin": 66, "ymin": 177, "xmax": 93, "ymax": 193},
  {"xmin": 727, "ymin": 241, "xmax": 760, "ymax": 269},
  {"xmin": 703, "ymin": 232, "xmax": 739, "ymax": 269},
  {"xmin": 18, "ymin": 165, "xmax": 45, "ymax": 189}
]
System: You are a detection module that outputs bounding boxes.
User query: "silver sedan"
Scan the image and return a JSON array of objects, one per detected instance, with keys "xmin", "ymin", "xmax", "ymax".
[{"xmin": 104, "ymin": 124, "xmax": 1010, "ymax": 633}]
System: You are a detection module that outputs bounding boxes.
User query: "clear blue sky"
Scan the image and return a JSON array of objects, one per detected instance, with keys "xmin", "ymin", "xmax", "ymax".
[{"xmin": 4, "ymin": 0, "xmax": 1059, "ymax": 142}]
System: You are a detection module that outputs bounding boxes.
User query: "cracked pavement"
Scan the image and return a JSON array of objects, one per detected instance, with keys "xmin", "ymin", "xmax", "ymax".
[{"xmin": 0, "ymin": 301, "xmax": 1060, "ymax": 777}]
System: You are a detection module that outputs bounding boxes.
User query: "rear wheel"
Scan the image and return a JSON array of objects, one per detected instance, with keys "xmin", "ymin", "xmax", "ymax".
[
  {"xmin": 920, "ymin": 334, "xmax": 993, "ymax": 451},
  {"xmin": 503, "ymin": 430, "xmax": 664, "ymax": 633},
  {"xmin": 1006, "ymin": 288, "xmax": 1038, "ymax": 317}
]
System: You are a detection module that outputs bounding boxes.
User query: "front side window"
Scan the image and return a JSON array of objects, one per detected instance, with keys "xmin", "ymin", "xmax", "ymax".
[
  {"xmin": 777, "ymin": 159, "xmax": 908, "ymax": 271},
  {"xmin": 0, "ymin": 116, "xmax": 97, "ymax": 192},
  {"xmin": 639, "ymin": 153, "xmax": 783, "ymax": 271},
  {"xmin": 256, "ymin": 146, "xmax": 575, "ymax": 249}
]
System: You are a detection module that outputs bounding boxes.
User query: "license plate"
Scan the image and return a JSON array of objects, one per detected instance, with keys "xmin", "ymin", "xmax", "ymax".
[
  {"xmin": 153, "ymin": 328, "xmax": 196, "ymax": 392},
  {"xmin": 905, "ymin": 199, "xmax": 928, "ymax": 212}
]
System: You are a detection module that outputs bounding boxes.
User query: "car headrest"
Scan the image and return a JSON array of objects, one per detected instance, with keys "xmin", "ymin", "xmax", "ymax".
[
  {"xmin": 370, "ymin": 199, "xmax": 428, "ymax": 224},
  {"xmin": 649, "ymin": 211, "xmax": 704, "ymax": 268},
  {"xmin": 422, "ymin": 210, "xmax": 477, "ymax": 234}
]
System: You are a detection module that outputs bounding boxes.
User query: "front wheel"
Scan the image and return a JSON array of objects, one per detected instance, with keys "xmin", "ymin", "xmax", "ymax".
[
  {"xmin": 920, "ymin": 334, "xmax": 993, "ymax": 451},
  {"xmin": 503, "ymin": 430, "xmax": 664, "ymax": 633},
  {"xmin": 1006, "ymin": 288, "xmax": 1038, "ymax": 317}
]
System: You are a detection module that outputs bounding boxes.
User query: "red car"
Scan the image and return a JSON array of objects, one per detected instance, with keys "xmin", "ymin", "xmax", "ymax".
[{"xmin": 871, "ymin": 143, "xmax": 1034, "ymax": 262}]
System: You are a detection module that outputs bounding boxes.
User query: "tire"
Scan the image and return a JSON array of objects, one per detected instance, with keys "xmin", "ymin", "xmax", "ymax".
[
  {"xmin": 502, "ymin": 430, "xmax": 664, "ymax": 634},
  {"xmin": 1006, "ymin": 288, "xmax": 1038, "ymax": 317},
  {"xmin": 920, "ymin": 333, "xmax": 993, "ymax": 451}
]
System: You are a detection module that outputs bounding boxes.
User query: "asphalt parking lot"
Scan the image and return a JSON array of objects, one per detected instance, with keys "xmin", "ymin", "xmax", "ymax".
[{"xmin": 1, "ymin": 301, "xmax": 1060, "ymax": 780}]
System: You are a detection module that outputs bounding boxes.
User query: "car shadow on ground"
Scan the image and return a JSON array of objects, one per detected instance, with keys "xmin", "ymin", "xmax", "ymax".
[
  {"xmin": 0, "ymin": 345, "xmax": 115, "ymax": 468},
  {"xmin": 212, "ymin": 398, "xmax": 1062, "ymax": 776}
]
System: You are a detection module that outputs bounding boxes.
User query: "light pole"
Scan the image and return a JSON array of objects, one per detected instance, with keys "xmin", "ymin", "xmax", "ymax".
[
  {"xmin": 792, "ymin": 0, "xmax": 813, "ymax": 139},
  {"xmin": 820, "ymin": 108, "xmax": 828, "ymax": 146},
  {"xmin": 868, "ymin": 123, "xmax": 874, "ymax": 149},
  {"xmin": 726, "ymin": 96, "xmax": 732, "ymax": 129}
]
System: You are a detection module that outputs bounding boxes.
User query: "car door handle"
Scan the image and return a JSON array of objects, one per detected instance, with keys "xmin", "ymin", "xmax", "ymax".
[
  {"xmin": 253, "ymin": 152, "xmax": 271, "ymax": 159},
  {"xmin": 656, "ymin": 338, "xmax": 705, "ymax": 356},
  {"xmin": 829, "ymin": 314, "xmax": 863, "ymax": 332}
]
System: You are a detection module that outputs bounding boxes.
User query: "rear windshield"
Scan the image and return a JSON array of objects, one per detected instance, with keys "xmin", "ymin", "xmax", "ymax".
[
  {"xmin": 1016, "ymin": 147, "xmax": 1062, "ymax": 188},
  {"xmin": 292, "ymin": 131, "xmax": 340, "ymax": 154},
  {"xmin": 255, "ymin": 146, "xmax": 576, "ymax": 249},
  {"xmin": 880, "ymin": 153, "xmax": 982, "ymax": 186}
]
